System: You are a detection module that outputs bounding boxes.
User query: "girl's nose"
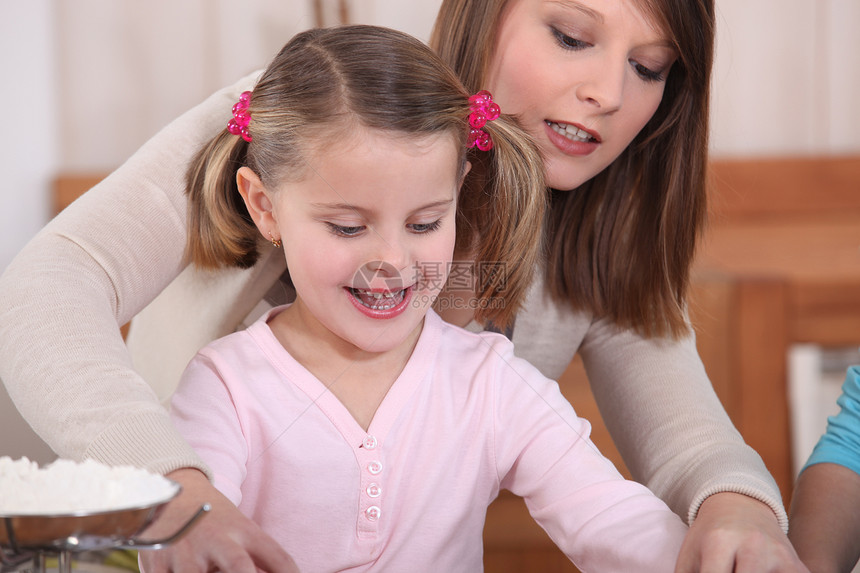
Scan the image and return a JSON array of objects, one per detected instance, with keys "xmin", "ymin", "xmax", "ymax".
[
  {"xmin": 368, "ymin": 232, "xmax": 410, "ymax": 276},
  {"xmin": 354, "ymin": 237, "xmax": 411, "ymax": 293}
]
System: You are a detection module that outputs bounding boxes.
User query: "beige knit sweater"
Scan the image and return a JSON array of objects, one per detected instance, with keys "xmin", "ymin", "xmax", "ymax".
[{"xmin": 0, "ymin": 73, "xmax": 786, "ymax": 529}]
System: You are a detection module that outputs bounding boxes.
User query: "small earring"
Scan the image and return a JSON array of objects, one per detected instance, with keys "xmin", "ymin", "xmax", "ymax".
[{"xmin": 268, "ymin": 232, "xmax": 282, "ymax": 248}]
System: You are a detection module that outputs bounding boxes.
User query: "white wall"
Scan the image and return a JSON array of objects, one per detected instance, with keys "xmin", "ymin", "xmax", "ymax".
[
  {"xmin": 0, "ymin": 2, "xmax": 58, "ymax": 278},
  {"xmin": 0, "ymin": 2, "xmax": 59, "ymax": 463},
  {"xmin": 56, "ymin": 0, "xmax": 317, "ymax": 172},
  {"xmin": 54, "ymin": 0, "xmax": 442, "ymax": 173},
  {"xmin": 711, "ymin": 0, "xmax": 860, "ymax": 156}
]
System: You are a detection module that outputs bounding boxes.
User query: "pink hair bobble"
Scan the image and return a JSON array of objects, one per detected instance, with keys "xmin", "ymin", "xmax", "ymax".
[
  {"xmin": 227, "ymin": 91, "xmax": 253, "ymax": 142},
  {"xmin": 467, "ymin": 90, "xmax": 501, "ymax": 151}
]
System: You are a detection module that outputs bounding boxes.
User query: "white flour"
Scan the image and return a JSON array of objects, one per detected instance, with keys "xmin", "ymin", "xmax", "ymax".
[{"xmin": 0, "ymin": 457, "xmax": 178, "ymax": 515}]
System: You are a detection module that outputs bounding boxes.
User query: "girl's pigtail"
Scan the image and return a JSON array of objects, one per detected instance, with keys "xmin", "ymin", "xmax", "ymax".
[
  {"xmin": 185, "ymin": 130, "xmax": 261, "ymax": 269},
  {"xmin": 464, "ymin": 115, "xmax": 546, "ymax": 328}
]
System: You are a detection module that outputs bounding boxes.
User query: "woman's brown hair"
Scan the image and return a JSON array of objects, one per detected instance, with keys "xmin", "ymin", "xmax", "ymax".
[
  {"xmin": 185, "ymin": 24, "xmax": 545, "ymax": 327},
  {"xmin": 431, "ymin": 0, "xmax": 715, "ymax": 338}
]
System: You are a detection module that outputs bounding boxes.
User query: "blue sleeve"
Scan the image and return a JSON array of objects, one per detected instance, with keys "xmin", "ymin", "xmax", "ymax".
[{"xmin": 804, "ymin": 365, "xmax": 860, "ymax": 476}]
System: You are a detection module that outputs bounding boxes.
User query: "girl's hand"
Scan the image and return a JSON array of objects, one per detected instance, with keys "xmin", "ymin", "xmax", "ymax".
[
  {"xmin": 674, "ymin": 492, "xmax": 809, "ymax": 573},
  {"xmin": 138, "ymin": 468, "xmax": 299, "ymax": 573}
]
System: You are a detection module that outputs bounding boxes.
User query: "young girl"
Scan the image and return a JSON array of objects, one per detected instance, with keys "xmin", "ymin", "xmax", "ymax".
[
  {"xmin": 0, "ymin": 1, "xmax": 805, "ymax": 571},
  {"xmin": 161, "ymin": 25, "xmax": 687, "ymax": 572}
]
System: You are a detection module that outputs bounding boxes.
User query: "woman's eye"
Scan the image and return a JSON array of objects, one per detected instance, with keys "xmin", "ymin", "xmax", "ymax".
[
  {"xmin": 551, "ymin": 27, "xmax": 588, "ymax": 51},
  {"xmin": 326, "ymin": 223, "xmax": 365, "ymax": 237},
  {"xmin": 632, "ymin": 61, "xmax": 666, "ymax": 83},
  {"xmin": 408, "ymin": 220, "xmax": 442, "ymax": 234}
]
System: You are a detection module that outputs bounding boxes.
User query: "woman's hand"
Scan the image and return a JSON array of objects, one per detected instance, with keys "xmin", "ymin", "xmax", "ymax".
[
  {"xmin": 674, "ymin": 492, "xmax": 808, "ymax": 573},
  {"xmin": 138, "ymin": 468, "xmax": 299, "ymax": 573}
]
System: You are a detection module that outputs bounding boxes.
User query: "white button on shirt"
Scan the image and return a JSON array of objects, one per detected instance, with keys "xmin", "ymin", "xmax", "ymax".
[
  {"xmin": 363, "ymin": 435, "xmax": 378, "ymax": 449},
  {"xmin": 366, "ymin": 483, "xmax": 382, "ymax": 498},
  {"xmin": 365, "ymin": 506, "xmax": 381, "ymax": 521},
  {"xmin": 367, "ymin": 460, "xmax": 383, "ymax": 475}
]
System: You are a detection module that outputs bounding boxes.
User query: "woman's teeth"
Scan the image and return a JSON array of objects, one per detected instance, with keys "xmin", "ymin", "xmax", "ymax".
[
  {"xmin": 547, "ymin": 121, "xmax": 595, "ymax": 143},
  {"xmin": 350, "ymin": 288, "xmax": 406, "ymax": 310}
]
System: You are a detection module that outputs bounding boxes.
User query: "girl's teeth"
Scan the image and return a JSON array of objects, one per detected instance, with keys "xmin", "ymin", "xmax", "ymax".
[
  {"xmin": 351, "ymin": 288, "xmax": 405, "ymax": 310},
  {"xmin": 547, "ymin": 121, "xmax": 594, "ymax": 143}
]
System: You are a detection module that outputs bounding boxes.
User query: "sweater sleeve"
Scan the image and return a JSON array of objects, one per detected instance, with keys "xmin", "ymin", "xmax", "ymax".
[
  {"xmin": 0, "ymin": 73, "xmax": 258, "ymax": 476},
  {"xmin": 579, "ymin": 315, "xmax": 788, "ymax": 530}
]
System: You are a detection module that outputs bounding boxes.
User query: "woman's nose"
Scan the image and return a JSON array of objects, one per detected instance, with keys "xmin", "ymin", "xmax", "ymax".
[{"xmin": 575, "ymin": 54, "xmax": 625, "ymax": 112}]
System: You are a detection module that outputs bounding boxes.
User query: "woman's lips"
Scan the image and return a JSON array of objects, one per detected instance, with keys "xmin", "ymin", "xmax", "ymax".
[{"xmin": 544, "ymin": 120, "xmax": 600, "ymax": 156}]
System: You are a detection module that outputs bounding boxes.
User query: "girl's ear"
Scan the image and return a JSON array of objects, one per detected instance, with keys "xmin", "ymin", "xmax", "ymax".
[{"xmin": 236, "ymin": 166, "xmax": 277, "ymax": 238}]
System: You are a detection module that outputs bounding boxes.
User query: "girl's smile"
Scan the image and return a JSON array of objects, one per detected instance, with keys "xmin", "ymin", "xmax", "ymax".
[{"xmin": 347, "ymin": 285, "xmax": 412, "ymax": 318}]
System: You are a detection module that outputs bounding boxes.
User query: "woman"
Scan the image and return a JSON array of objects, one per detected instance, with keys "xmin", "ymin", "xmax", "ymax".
[{"xmin": 0, "ymin": 0, "xmax": 805, "ymax": 571}]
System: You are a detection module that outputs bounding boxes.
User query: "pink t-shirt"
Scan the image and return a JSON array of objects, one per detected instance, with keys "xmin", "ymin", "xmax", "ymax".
[{"xmin": 170, "ymin": 307, "xmax": 687, "ymax": 572}]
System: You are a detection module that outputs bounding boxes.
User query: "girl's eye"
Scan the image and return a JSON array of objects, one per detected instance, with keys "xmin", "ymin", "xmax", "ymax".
[
  {"xmin": 408, "ymin": 220, "xmax": 442, "ymax": 234},
  {"xmin": 550, "ymin": 27, "xmax": 588, "ymax": 51},
  {"xmin": 326, "ymin": 223, "xmax": 365, "ymax": 237},
  {"xmin": 632, "ymin": 61, "xmax": 665, "ymax": 82}
]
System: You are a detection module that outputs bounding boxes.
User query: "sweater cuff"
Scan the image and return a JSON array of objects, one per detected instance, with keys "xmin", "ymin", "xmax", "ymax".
[
  {"xmin": 688, "ymin": 483, "xmax": 789, "ymax": 533},
  {"xmin": 84, "ymin": 409, "xmax": 213, "ymax": 480}
]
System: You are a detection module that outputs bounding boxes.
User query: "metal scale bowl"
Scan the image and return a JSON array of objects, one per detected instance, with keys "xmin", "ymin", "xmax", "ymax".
[{"xmin": 0, "ymin": 482, "xmax": 209, "ymax": 573}]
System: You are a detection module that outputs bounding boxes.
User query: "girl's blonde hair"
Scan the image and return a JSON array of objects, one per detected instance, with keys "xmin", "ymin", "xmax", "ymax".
[
  {"xmin": 186, "ymin": 25, "xmax": 545, "ymax": 328},
  {"xmin": 431, "ymin": 0, "xmax": 715, "ymax": 339}
]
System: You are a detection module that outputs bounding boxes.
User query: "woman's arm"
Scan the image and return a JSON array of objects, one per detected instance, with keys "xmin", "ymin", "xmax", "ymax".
[
  {"xmin": 579, "ymin": 316, "xmax": 808, "ymax": 572},
  {"xmin": 509, "ymin": 273, "xmax": 786, "ymax": 520},
  {"xmin": 0, "ymin": 73, "xmax": 257, "ymax": 473},
  {"xmin": 579, "ymin": 316, "xmax": 785, "ymax": 524}
]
